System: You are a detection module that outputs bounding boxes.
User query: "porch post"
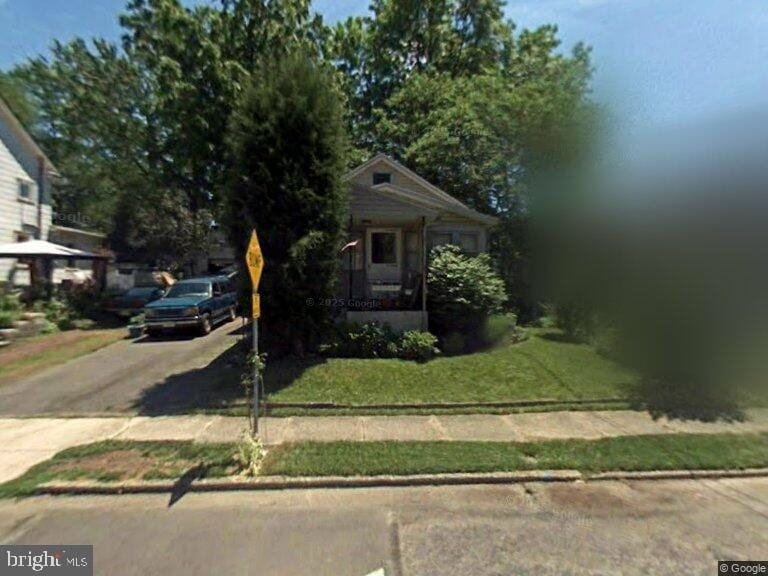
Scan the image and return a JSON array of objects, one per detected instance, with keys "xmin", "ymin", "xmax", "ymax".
[
  {"xmin": 347, "ymin": 215, "xmax": 354, "ymax": 305},
  {"xmin": 421, "ymin": 216, "xmax": 427, "ymax": 331}
]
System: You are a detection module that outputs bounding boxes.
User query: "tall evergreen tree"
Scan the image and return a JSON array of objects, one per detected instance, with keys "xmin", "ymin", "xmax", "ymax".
[{"xmin": 224, "ymin": 52, "xmax": 348, "ymax": 353}]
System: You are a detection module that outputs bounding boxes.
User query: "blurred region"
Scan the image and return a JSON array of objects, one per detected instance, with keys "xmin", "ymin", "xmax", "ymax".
[{"xmin": 534, "ymin": 113, "xmax": 768, "ymax": 420}]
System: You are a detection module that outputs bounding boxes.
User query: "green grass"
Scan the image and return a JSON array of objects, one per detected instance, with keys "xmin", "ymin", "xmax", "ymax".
[
  {"xmin": 0, "ymin": 440, "xmax": 241, "ymax": 499},
  {"xmin": 3, "ymin": 433, "xmax": 767, "ymax": 497},
  {"xmin": 261, "ymin": 433, "xmax": 768, "ymax": 477},
  {"xmin": 0, "ymin": 330, "xmax": 124, "ymax": 384},
  {"xmin": 266, "ymin": 329, "xmax": 639, "ymax": 406}
]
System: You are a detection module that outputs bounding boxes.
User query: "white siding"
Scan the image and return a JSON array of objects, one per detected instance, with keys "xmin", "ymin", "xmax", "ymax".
[
  {"xmin": 351, "ymin": 160, "xmax": 448, "ymax": 202},
  {"xmin": 0, "ymin": 133, "xmax": 42, "ymax": 284},
  {"xmin": 348, "ymin": 185, "xmax": 436, "ymax": 220}
]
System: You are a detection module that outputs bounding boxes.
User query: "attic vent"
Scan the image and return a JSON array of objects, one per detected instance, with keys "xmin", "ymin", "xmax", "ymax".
[{"xmin": 372, "ymin": 172, "xmax": 391, "ymax": 185}]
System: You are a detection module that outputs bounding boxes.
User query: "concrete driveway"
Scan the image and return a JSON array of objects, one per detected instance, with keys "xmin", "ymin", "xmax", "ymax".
[
  {"xmin": 0, "ymin": 478, "xmax": 766, "ymax": 575},
  {"xmin": 0, "ymin": 319, "xmax": 247, "ymax": 416}
]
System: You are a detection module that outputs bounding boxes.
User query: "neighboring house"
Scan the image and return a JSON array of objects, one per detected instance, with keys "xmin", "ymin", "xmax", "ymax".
[
  {"xmin": 341, "ymin": 153, "xmax": 497, "ymax": 331},
  {"xmin": 0, "ymin": 98, "xmax": 107, "ymax": 287},
  {"xmin": 192, "ymin": 228, "xmax": 236, "ymax": 276},
  {"xmin": 0, "ymin": 98, "xmax": 56, "ymax": 285},
  {"xmin": 48, "ymin": 225, "xmax": 107, "ymax": 284}
]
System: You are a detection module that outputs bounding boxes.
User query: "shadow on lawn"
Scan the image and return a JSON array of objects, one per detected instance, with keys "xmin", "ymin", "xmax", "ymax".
[
  {"xmin": 538, "ymin": 331, "xmax": 582, "ymax": 345},
  {"xmin": 620, "ymin": 378, "xmax": 746, "ymax": 422},
  {"xmin": 263, "ymin": 355, "xmax": 328, "ymax": 396},
  {"xmin": 130, "ymin": 322, "xmax": 321, "ymax": 414}
]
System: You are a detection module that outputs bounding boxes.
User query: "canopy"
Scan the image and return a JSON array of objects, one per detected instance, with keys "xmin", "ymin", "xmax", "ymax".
[{"xmin": 0, "ymin": 239, "xmax": 107, "ymax": 260}]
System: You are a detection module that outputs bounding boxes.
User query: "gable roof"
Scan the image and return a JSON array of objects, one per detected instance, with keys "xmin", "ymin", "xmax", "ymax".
[
  {"xmin": 0, "ymin": 97, "xmax": 58, "ymax": 177},
  {"xmin": 345, "ymin": 153, "xmax": 498, "ymax": 225}
]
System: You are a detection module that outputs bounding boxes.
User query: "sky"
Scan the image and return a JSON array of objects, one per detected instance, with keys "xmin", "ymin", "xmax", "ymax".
[{"xmin": 1, "ymin": 0, "xmax": 767, "ymax": 137}]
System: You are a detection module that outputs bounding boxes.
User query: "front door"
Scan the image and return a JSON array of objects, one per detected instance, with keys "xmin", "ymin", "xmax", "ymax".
[{"xmin": 366, "ymin": 228, "xmax": 401, "ymax": 283}]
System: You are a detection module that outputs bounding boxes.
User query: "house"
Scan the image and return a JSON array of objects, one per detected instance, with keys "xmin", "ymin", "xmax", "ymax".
[
  {"xmin": 0, "ymin": 98, "xmax": 56, "ymax": 285},
  {"xmin": 341, "ymin": 153, "xmax": 497, "ymax": 331},
  {"xmin": 0, "ymin": 97, "xmax": 107, "ymax": 288},
  {"xmin": 48, "ymin": 225, "xmax": 108, "ymax": 285}
]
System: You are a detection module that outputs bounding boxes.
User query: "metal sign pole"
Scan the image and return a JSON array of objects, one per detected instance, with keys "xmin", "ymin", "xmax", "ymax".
[
  {"xmin": 245, "ymin": 229, "xmax": 264, "ymax": 439},
  {"xmin": 252, "ymin": 314, "xmax": 259, "ymax": 435}
]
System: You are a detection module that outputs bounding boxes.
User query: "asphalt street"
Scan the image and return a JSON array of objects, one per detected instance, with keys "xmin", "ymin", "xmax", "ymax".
[
  {"xmin": 1, "ymin": 478, "xmax": 766, "ymax": 576},
  {"xmin": 0, "ymin": 319, "xmax": 246, "ymax": 416}
]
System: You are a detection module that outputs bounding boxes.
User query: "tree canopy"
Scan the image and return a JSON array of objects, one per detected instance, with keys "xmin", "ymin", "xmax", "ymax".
[
  {"xmin": 224, "ymin": 52, "xmax": 348, "ymax": 352},
  {"xmin": 3, "ymin": 0, "xmax": 594, "ymax": 309}
]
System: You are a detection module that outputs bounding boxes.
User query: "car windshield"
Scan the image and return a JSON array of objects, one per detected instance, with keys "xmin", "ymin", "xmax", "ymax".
[
  {"xmin": 165, "ymin": 283, "xmax": 210, "ymax": 298},
  {"xmin": 124, "ymin": 287, "xmax": 159, "ymax": 298}
]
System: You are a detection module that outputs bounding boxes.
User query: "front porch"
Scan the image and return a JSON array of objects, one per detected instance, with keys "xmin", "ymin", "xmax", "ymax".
[{"xmin": 338, "ymin": 215, "xmax": 429, "ymax": 332}]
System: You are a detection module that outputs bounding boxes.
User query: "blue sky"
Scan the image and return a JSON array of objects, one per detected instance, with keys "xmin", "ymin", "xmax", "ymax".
[{"xmin": 1, "ymin": 0, "xmax": 767, "ymax": 136}]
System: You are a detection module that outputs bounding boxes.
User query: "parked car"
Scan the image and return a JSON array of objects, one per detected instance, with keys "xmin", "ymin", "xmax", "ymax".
[
  {"xmin": 105, "ymin": 286, "xmax": 166, "ymax": 319},
  {"xmin": 144, "ymin": 276, "xmax": 237, "ymax": 336}
]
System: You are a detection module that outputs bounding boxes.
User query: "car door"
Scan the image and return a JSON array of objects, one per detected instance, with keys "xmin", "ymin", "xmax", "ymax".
[{"xmin": 211, "ymin": 281, "xmax": 225, "ymax": 318}]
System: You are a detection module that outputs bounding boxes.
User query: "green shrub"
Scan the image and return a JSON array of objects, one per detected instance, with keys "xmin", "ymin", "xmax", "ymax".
[
  {"xmin": 555, "ymin": 302, "xmax": 595, "ymax": 342},
  {"xmin": 440, "ymin": 332, "xmax": 467, "ymax": 356},
  {"xmin": 427, "ymin": 245, "xmax": 507, "ymax": 337},
  {"xmin": 57, "ymin": 317, "xmax": 76, "ymax": 331},
  {"xmin": 322, "ymin": 322, "xmax": 397, "ymax": 358},
  {"xmin": 0, "ymin": 311, "xmax": 15, "ymax": 329},
  {"xmin": 480, "ymin": 314, "xmax": 516, "ymax": 347},
  {"xmin": 40, "ymin": 320, "xmax": 58, "ymax": 334},
  {"xmin": 322, "ymin": 322, "xmax": 440, "ymax": 361},
  {"xmin": 32, "ymin": 296, "xmax": 91, "ymax": 330},
  {"xmin": 0, "ymin": 293, "xmax": 21, "ymax": 313},
  {"xmin": 398, "ymin": 331, "xmax": 440, "ymax": 361}
]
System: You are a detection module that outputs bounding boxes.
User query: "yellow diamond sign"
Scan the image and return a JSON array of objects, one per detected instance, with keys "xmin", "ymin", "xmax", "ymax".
[{"xmin": 245, "ymin": 230, "xmax": 264, "ymax": 290}]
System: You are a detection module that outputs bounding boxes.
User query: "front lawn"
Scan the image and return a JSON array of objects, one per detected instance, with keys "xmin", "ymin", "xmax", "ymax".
[
  {"xmin": 265, "ymin": 329, "xmax": 639, "ymax": 407},
  {"xmin": 262, "ymin": 433, "xmax": 768, "ymax": 477},
  {"xmin": 0, "ymin": 440, "xmax": 241, "ymax": 499},
  {"xmin": 4, "ymin": 433, "xmax": 766, "ymax": 497},
  {"xmin": 0, "ymin": 329, "xmax": 124, "ymax": 385}
]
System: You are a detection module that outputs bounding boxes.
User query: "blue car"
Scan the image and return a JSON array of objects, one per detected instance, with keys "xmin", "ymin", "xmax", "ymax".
[
  {"xmin": 144, "ymin": 276, "xmax": 238, "ymax": 336},
  {"xmin": 105, "ymin": 286, "xmax": 167, "ymax": 319}
]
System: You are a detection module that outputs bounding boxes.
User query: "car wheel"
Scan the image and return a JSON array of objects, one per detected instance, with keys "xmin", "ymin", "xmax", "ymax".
[
  {"xmin": 227, "ymin": 306, "xmax": 236, "ymax": 323},
  {"xmin": 145, "ymin": 328, "xmax": 160, "ymax": 338},
  {"xmin": 199, "ymin": 314, "xmax": 212, "ymax": 335}
]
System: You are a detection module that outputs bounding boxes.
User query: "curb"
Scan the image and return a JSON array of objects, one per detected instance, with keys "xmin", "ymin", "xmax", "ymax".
[
  {"xmin": 264, "ymin": 398, "xmax": 630, "ymax": 412},
  {"xmin": 587, "ymin": 468, "xmax": 768, "ymax": 482},
  {"xmin": 36, "ymin": 468, "xmax": 768, "ymax": 496}
]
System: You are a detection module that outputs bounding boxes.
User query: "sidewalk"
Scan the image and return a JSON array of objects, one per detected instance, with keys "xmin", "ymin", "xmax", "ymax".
[{"xmin": 2, "ymin": 409, "xmax": 767, "ymax": 483}]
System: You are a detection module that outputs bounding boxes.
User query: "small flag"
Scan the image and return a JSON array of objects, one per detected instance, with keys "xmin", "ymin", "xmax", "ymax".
[{"xmin": 341, "ymin": 240, "xmax": 360, "ymax": 253}]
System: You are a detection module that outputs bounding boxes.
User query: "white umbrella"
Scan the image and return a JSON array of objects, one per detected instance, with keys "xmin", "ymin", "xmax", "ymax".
[{"xmin": 0, "ymin": 239, "xmax": 105, "ymax": 260}]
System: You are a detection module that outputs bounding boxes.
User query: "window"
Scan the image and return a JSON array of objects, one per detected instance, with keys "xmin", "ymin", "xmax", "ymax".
[
  {"xmin": 18, "ymin": 180, "xmax": 32, "ymax": 201},
  {"xmin": 16, "ymin": 225, "xmax": 37, "ymax": 243},
  {"xmin": 166, "ymin": 283, "xmax": 211, "ymax": 298},
  {"xmin": 370, "ymin": 232, "xmax": 397, "ymax": 264},
  {"xmin": 372, "ymin": 172, "xmax": 391, "ymax": 185},
  {"xmin": 428, "ymin": 233, "xmax": 452, "ymax": 250},
  {"xmin": 459, "ymin": 233, "xmax": 479, "ymax": 256}
]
